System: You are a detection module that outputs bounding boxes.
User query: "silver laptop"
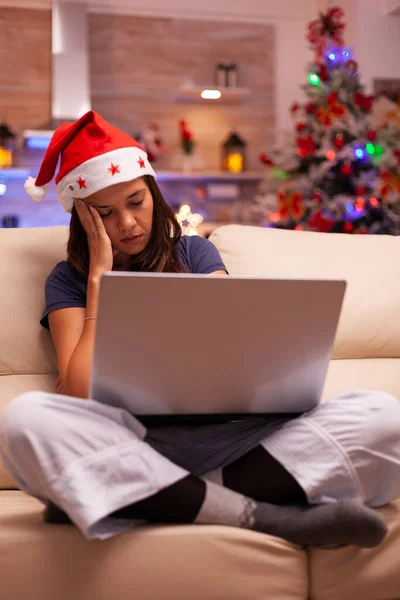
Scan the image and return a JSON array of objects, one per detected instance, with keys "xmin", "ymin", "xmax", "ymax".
[{"xmin": 89, "ymin": 272, "xmax": 346, "ymax": 418}]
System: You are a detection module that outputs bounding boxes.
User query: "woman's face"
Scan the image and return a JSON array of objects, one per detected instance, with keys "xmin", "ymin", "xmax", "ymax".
[{"xmin": 85, "ymin": 177, "xmax": 154, "ymax": 257}]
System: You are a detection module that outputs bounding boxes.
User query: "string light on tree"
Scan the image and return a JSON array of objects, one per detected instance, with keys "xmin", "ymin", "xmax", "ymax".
[
  {"xmin": 258, "ymin": 5, "xmax": 400, "ymax": 235},
  {"xmin": 308, "ymin": 73, "xmax": 321, "ymax": 86}
]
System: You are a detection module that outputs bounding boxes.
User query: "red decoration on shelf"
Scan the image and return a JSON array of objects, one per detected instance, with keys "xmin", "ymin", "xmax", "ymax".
[{"xmin": 179, "ymin": 119, "xmax": 195, "ymax": 154}]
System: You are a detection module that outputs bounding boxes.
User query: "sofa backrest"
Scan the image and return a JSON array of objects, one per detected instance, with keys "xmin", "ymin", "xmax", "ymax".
[
  {"xmin": 0, "ymin": 226, "xmax": 69, "ymax": 379},
  {"xmin": 209, "ymin": 225, "xmax": 400, "ymax": 361}
]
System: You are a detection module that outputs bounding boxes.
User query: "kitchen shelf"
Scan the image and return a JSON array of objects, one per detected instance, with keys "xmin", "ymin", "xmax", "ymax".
[
  {"xmin": 176, "ymin": 86, "xmax": 250, "ymax": 103},
  {"xmin": 157, "ymin": 170, "xmax": 264, "ymax": 182}
]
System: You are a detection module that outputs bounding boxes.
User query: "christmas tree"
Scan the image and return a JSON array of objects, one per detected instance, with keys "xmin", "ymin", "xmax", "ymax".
[{"xmin": 261, "ymin": 6, "xmax": 400, "ymax": 235}]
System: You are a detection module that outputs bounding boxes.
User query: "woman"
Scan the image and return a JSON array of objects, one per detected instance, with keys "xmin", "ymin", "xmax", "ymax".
[{"xmin": 0, "ymin": 110, "xmax": 399, "ymax": 546}]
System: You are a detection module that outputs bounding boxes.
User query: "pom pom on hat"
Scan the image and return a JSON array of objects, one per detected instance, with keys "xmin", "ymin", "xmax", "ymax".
[{"xmin": 24, "ymin": 176, "xmax": 47, "ymax": 202}]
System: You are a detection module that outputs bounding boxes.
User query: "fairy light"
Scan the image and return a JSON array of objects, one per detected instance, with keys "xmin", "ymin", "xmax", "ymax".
[
  {"xmin": 308, "ymin": 73, "xmax": 321, "ymax": 86},
  {"xmin": 366, "ymin": 143, "xmax": 375, "ymax": 155},
  {"xmin": 269, "ymin": 213, "xmax": 281, "ymax": 222},
  {"xmin": 176, "ymin": 204, "xmax": 204, "ymax": 235}
]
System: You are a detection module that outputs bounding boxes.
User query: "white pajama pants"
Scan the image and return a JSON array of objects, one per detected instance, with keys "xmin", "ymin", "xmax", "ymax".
[{"xmin": 0, "ymin": 389, "xmax": 400, "ymax": 540}]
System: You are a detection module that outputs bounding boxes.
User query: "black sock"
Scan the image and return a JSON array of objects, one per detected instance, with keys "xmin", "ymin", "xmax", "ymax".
[
  {"xmin": 223, "ymin": 445, "xmax": 307, "ymax": 504},
  {"xmin": 44, "ymin": 475, "xmax": 206, "ymax": 525},
  {"xmin": 113, "ymin": 475, "xmax": 206, "ymax": 523}
]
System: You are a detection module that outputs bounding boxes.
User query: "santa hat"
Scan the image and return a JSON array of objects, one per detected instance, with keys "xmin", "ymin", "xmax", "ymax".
[{"xmin": 24, "ymin": 110, "xmax": 156, "ymax": 213}]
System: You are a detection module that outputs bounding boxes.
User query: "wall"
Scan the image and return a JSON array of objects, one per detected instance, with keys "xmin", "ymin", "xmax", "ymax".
[
  {"xmin": 0, "ymin": 0, "xmax": 316, "ymax": 138},
  {"xmin": 89, "ymin": 14, "xmax": 274, "ymax": 170},
  {"xmin": 354, "ymin": 0, "xmax": 400, "ymax": 94},
  {"xmin": 0, "ymin": 7, "xmax": 51, "ymax": 133}
]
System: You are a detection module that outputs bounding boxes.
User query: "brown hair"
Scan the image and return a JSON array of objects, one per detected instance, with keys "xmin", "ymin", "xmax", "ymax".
[{"xmin": 67, "ymin": 175, "xmax": 185, "ymax": 276}]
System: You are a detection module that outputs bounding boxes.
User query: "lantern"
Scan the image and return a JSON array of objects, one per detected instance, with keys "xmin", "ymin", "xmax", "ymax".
[
  {"xmin": 222, "ymin": 131, "xmax": 247, "ymax": 173},
  {"xmin": 0, "ymin": 123, "xmax": 16, "ymax": 168}
]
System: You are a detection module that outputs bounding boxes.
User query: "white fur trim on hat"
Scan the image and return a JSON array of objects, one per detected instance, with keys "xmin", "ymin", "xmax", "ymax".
[
  {"xmin": 57, "ymin": 147, "xmax": 157, "ymax": 213},
  {"xmin": 24, "ymin": 176, "xmax": 47, "ymax": 202}
]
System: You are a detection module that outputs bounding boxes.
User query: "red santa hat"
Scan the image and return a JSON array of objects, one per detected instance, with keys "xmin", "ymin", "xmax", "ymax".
[{"xmin": 24, "ymin": 110, "xmax": 156, "ymax": 213}]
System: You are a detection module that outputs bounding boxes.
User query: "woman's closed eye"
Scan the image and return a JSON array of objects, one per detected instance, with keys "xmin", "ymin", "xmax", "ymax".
[{"xmin": 98, "ymin": 200, "xmax": 144, "ymax": 219}]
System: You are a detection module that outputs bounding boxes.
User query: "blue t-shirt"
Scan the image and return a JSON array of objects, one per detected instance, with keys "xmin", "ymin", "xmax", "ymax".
[{"xmin": 40, "ymin": 235, "xmax": 227, "ymax": 329}]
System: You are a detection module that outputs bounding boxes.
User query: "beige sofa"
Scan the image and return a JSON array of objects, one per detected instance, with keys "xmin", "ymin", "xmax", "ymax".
[{"xmin": 1, "ymin": 223, "xmax": 400, "ymax": 600}]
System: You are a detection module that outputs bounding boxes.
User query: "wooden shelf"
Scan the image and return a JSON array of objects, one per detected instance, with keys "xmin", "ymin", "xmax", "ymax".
[
  {"xmin": 157, "ymin": 170, "xmax": 265, "ymax": 182},
  {"xmin": 176, "ymin": 86, "xmax": 250, "ymax": 103}
]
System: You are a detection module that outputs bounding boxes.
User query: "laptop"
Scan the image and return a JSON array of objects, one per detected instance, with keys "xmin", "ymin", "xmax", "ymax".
[{"xmin": 89, "ymin": 272, "xmax": 346, "ymax": 420}]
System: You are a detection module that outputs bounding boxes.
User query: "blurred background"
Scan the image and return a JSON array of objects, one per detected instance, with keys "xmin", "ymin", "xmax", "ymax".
[{"xmin": 0, "ymin": 0, "xmax": 400, "ymax": 236}]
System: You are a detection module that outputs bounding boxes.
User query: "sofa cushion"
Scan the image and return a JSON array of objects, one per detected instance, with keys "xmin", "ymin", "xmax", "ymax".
[
  {"xmin": 210, "ymin": 225, "xmax": 400, "ymax": 361},
  {"xmin": 309, "ymin": 500, "xmax": 400, "ymax": 600},
  {"xmin": 0, "ymin": 490, "xmax": 308, "ymax": 600}
]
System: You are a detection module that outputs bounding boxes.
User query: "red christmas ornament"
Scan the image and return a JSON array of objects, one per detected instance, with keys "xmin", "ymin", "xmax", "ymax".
[
  {"xmin": 313, "ymin": 187, "xmax": 322, "ymax": 201},
  {"xmin": 345, "ymin": 59, "xmax": 358, "ymax": 75},
  {"xmin": 393, "ymin": 149, "xmax": 400, "ymax": 164},
  {"xmin": 341, "ymin": 164, "xmax": 353, "ymax": 176},
  {"xmin": 308, "ymin": 211, "xmax": 335, "ymax": 233},
  {"xmin": 317, "ymin": 64, "xmax": 328, "ymax": 83},
  {"xmin": 355, "ymin": 187, "xmax": 366, "ymax": 195},
  {"xmin": 290, "ymin": 102, "xmax": 300, "ymax": 114},
  {"xmin": 259, "ymin": 152, "xmax": 274, "ymax": 166},
  {"xmin": 333, "ymin": 133, "xmax": 344, "ymax": 149},
  {"xmin": 297, "ymin": 135, "xmax": 316, "ymax": 157},
  {"xmin": 296, "ymin": 122, "xmax": 306, "ymax": 132},
  {"xmin": 366, "ymin": 130, "xmax": 376, "ymax": 141},
  {"xmin": 354, "ymin": 92, "xmax": 373, "ymax": 112},
  {"xmin": 305, "ymin": 103, "xmax": 316, "ymax": 113},
  {"xmin": 344, "ymin": 222, "xmax": 354, "ymax": 233}
]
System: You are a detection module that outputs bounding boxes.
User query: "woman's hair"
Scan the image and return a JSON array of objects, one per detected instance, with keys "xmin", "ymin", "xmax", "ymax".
[{"xmin": 67, "ymin": 175, "xmax": 184, "ymax": 276}]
